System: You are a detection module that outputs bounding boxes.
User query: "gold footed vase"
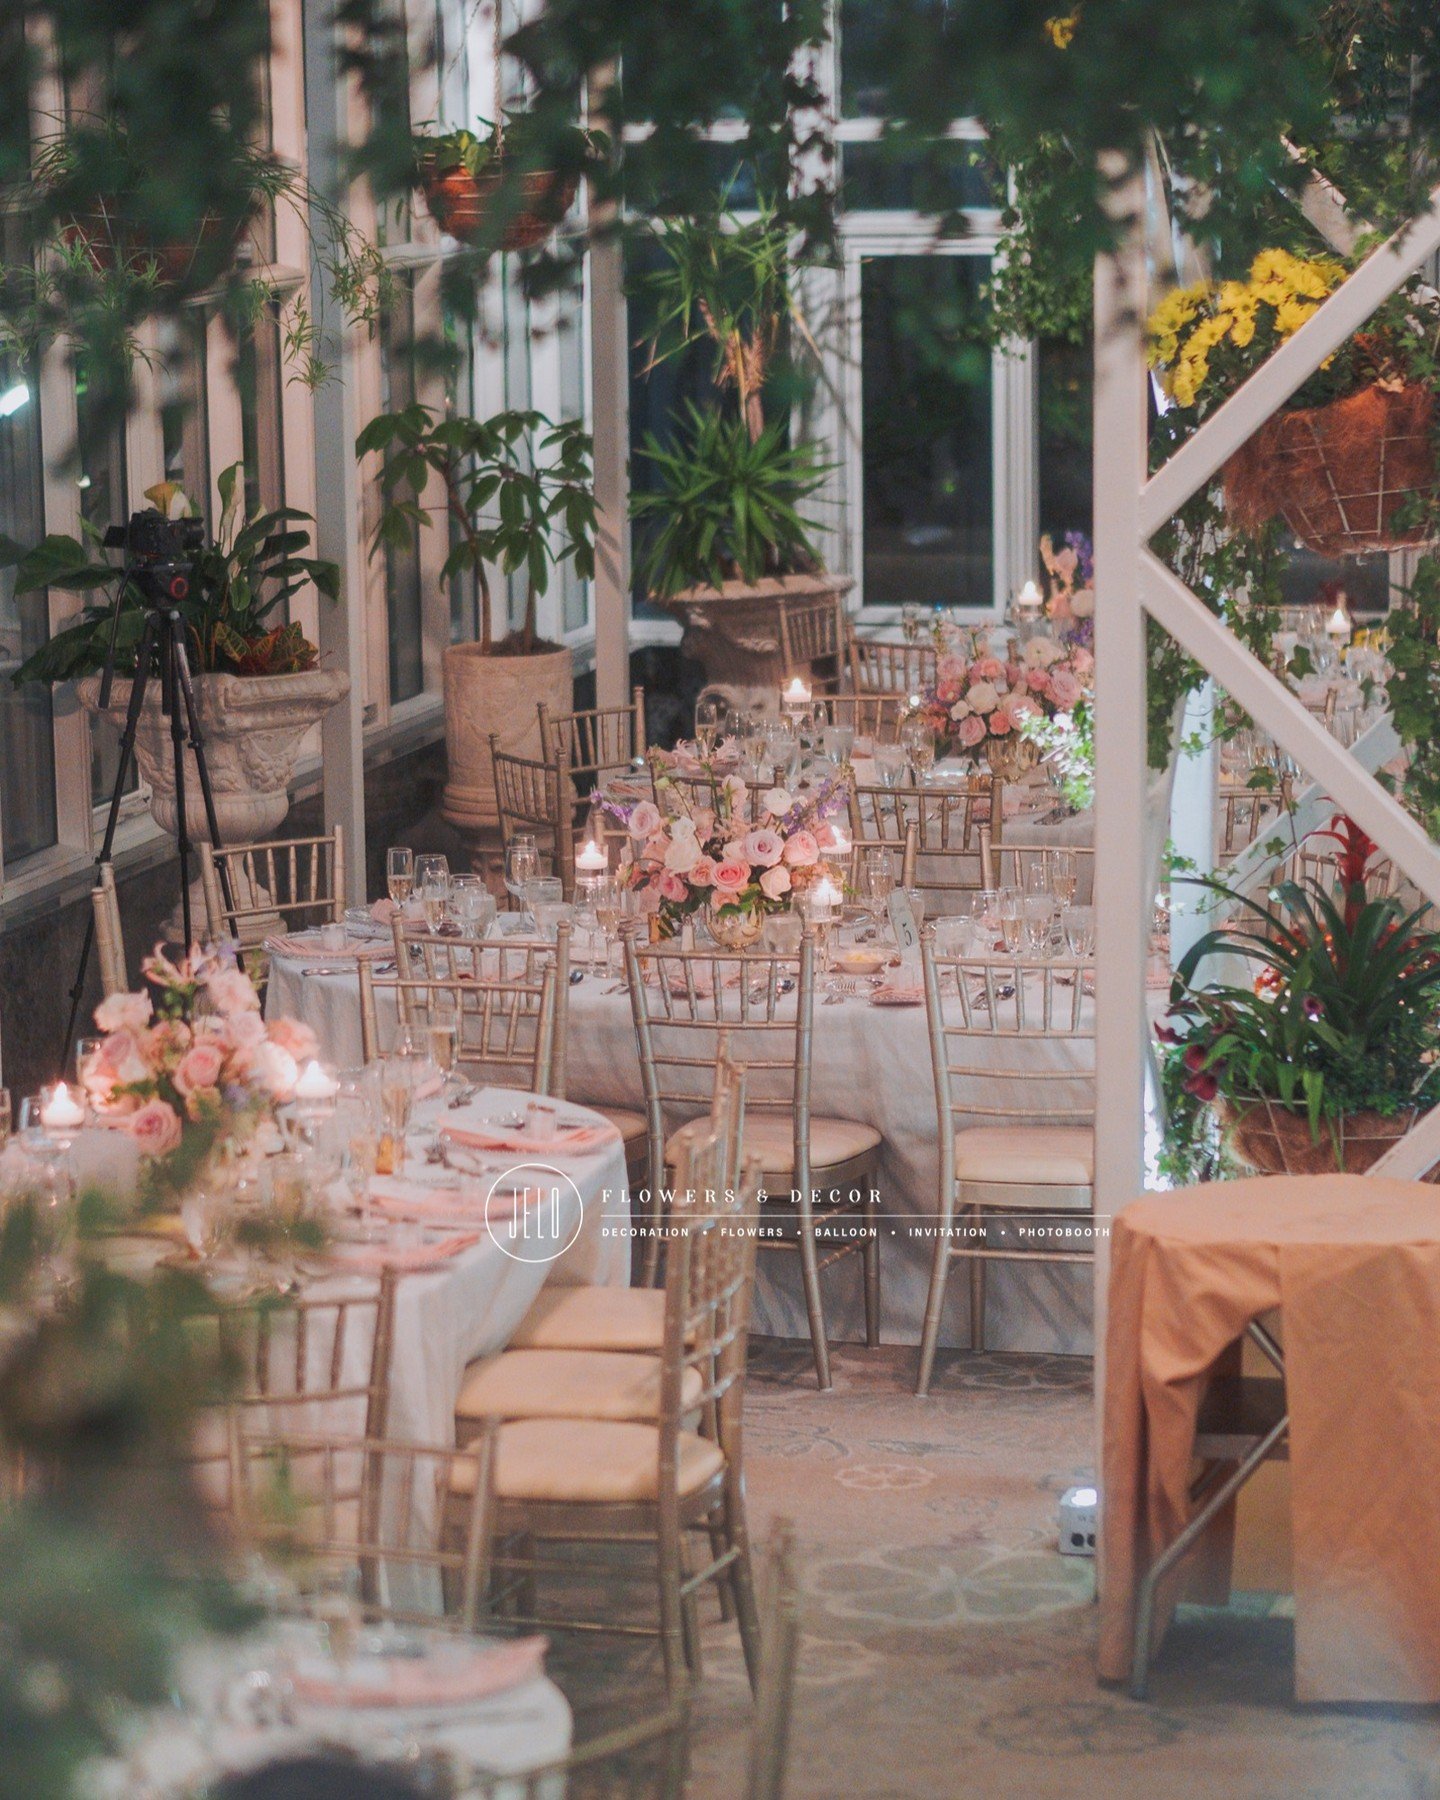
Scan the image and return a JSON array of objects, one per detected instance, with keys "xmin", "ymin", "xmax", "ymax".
[{"xmin": 984, "ymin": 733, "xmax": 1041, "ymax": 783}]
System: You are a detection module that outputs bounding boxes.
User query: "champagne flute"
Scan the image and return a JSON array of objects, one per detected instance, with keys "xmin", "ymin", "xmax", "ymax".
[
  {"xmin": 504, "ymin": 836, "xmax": 541, "ymax": 909},
  {"xmin": 902, "ymin": 718, "xmax": 936, "ymax": 782},
  {"xmin": 427, "ymin": 996, "xmax": 460, "ymax": 1088},
  {"xmin": 420, "ymin": 873, "xmax": 450, "ymax": 936},
  {"xmin": 386, "ymin": 846, "xmax": 414, "ymax": 906},
  {"xmin": 694, "ymin": 695, "xmax": 722, "ymax": 758},
  {"xmin": 998, "ymin": 886, "xmax": 1023, "ymax": 952},
  {"xmin": 379, "ymin": 1055, "xmax": 416, "ymax": 1164},
  {"xmin": 1049, "ymin": 850, "xmax": 1078, "ymax": 907}
]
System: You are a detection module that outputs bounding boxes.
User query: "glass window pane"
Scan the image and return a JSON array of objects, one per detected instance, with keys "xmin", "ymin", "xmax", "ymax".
[
  {"xmin": 160, "ymin": 314, "xmax": 211, "ymax": 526},
  {"xmin": 236, "ymin": 306, "xmax": 286, "ymax": 519},
  {"xmin": 75, "ymin": 357, "xmax": 135, "ymax": 808},
  {"xmin": 1038, "ymin": 334, "xmax": 1093, "ymax": 548},
  {"xmin": 381, "ymin": 271, "xmax": 424, "ymax": 701},
  {"xmin": 0, "ymin": 353, "xmax": 57, "ymax": 869},
  {"xmin": 442, "ymin": 302, "xmax": 479, "ymax": 646},
  {"xmin": 860, "ymin": 254, "xmax": 993, "ymax": 609},
  {"xmin": 840, "ymin": 140, "xmax": 999, "ymax": 213}
]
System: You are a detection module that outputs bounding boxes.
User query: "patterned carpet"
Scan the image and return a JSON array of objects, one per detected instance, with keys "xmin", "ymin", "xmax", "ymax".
[{"xmin": 557, "ymin": 1340, "xmax": 1440, "ymax": 1800}]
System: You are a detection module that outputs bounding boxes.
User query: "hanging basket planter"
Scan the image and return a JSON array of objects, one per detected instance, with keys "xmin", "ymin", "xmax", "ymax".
[
  {"xmin": 1221, "ymin": 1099, "xmax": 1440, "ymax": 1178},
  {"xmin": 59, "ymin": 202, "xmax": 252, "ymax": 285},
  {"xmin": 417, "ymin": 154, "xmax": 577, "ymax": 254},
  {"xmin": 1223, "ymin": 380, "xmax": 1439, "ymax": 557}
]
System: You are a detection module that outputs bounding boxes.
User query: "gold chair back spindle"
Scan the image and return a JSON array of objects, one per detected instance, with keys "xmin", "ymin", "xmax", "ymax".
[
  {"xmin": 491, "ymin": 736, "xmax": 574, "ymax": 895},
  {"xmin": 850, "ymin": 782, "xmax": 987, "ymax": 913},
  {"xmin": 200, "ymin": 827, "xmax": 345, "ymax": 991}
]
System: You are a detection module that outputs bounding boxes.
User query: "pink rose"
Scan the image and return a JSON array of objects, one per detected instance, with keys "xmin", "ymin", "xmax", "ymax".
[
  {"xmin": 173, "ymin": 1042, "xmax": 225, "ymax": 1097},
  {"xmin": 689, "ymin": 856, "xmax": 717, "ymax": 886},
  {"xmin": 692, "ymin": 809, "xmax": 716, "ymax": 842},
  {"xmin": 1007, "ymin": 695, "xmax": 1038, "ymax": 724},
  {"xmin": 95, "ymin": 1029, "xmax": 152, "ymax": 1088},
  {"xmin": 1004, "ymin": 663, "xmax": 1023, "ymax": 688},
  {"xmin": 969, "ymin": 657, "xmax": 1005, "ymax": 683},
  {"xmin": 1047, "ymin": 670, "xmax": 1083, "ymax": 709},
  {"xmin": 759, "ymin": 864, "xmax": 792, "ymax": 901},
  {"xmin": 782, "ymin": 830, "xmax": 819, "ymax": 868},
  {"xmin": 128, "ymin": 1098, "xmax": 183, "ymax": 1159},
  {"xmin": 936, "ymin": 680, "xmax": 960, "ymax": 706},
  {"xmin": 989, "ymin": 710, "xmax": 1014, "ymax": 736},
  {"xmin": 205, "ymin": 966, "xmax": 261, "ymax": 1017},
  {"xmin": 712, "ymin": 858, "xmax": 750, "ymax": 893},
  {"xmin": 1071, "ymin": 648, "xmax": 1095, "ymax": 677},
  {"xmin": 957, "ymin": 714, "xmax": 987, "ymax": 748},
  {"xmin": 95, "ymin": 991, "xmax": 153, "ymax": 1035},
  {"xmin": 937, "ymin": 654, "xmax": 966, "ymax": 684},
  {"xmin": 658, "ymin": 870, "xmax": 689, "ymax": 903},
  {"xmin": 628, "ymin": 800, "xmax": 662, "ymax": 840},
  {"xmin": 1026, "ymin": 667, "xmax": 1052, "ymax": 692},
  {"xmin": 742, "ymin": 829, "xmax": 784, "ymax": 869},
  {"xmin": 266, "ymin": 1017, "xmax": 320, "ymax": 1064},
  {"xmin": 144, "ymin": 1019, "xmax": 192, "ymax": 1068},
  {"xmin": 227, "ymin": 1011, "xmax": 267, "ymax": 1051}
]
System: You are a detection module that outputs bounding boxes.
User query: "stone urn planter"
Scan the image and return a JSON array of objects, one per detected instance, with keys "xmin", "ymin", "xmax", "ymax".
[
  {"xmin": 77, "ymin": 667, "xmax": 350, "ymax": 844},
  {"xmin": 441, "ymin": 643, "xmax": 573, "ymax": 834},
  {"xmin": 656, "ymin": 572, "xmax": 854, "ymax": 689}
]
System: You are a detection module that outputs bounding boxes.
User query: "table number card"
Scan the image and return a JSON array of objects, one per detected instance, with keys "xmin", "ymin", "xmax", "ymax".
[{"xmin": 888, "ymin": 890, "xmax": 921, "ymax": 958}]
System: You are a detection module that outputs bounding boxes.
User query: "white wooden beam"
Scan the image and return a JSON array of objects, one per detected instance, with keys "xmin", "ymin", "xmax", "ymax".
[
  {"xmin": 587, "ymin": 70, "xmax": 631, "ymax": 714},
  {"xmin": 1142, "ymin": 551, "xmax": 1440, "ymax": 909},
  {"xmin": 1140, "ymin": 186, "xmax": 1440, "ymax": 539},
  {"xmin": 1367, "ymin": 1101, "xmax": 1440, "ymax": 1179}
]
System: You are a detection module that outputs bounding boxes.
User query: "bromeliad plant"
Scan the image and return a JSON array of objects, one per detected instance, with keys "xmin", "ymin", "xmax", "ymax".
[
  {"xmin": 358, "ymin": 404, "xmax": 596, "ymax": 656},
  {"xmin": 5, "ymin": 465, "xmax": 339, "ymax": 685},
  {"xmin": 1161, "ymin": 817, "xmax": 1440, "ymax": 1147}
]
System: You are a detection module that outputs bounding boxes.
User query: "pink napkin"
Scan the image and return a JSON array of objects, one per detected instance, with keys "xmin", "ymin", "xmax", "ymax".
[
  {"xmin": 292, "ymin": 1635, "xmax": 547, "ymax": 1709},
  {"xmin": 871, "ymin": 984, "xmax": 924, "ymax": 1006},
  {"xmin": 369, "ymin": 897, "xmax": 398, "ymax": 925},
  {"xmin": 326, "ymin": 1232, "xmax": 481, "ymax": 1274},
  {"xmin": 442, "ymin": 1120, "xmax": 618, "ymax": 1157}
]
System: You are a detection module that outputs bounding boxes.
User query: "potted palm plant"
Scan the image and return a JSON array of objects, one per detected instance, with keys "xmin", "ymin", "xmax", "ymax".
[
  {"xmin": 5, "ymin": 466, "xmax": 348, "ymax": 848},
  {"xmin": 1162, "ymin": 816, "xmax": 1440, "ymax": 1175},
  {"xmin": 630, "ymin": 202, "xmax": 848, "ymax": 684},
  {"xmin": 357, "ymin": 404, "xmax": 596, "ymax": 833}
]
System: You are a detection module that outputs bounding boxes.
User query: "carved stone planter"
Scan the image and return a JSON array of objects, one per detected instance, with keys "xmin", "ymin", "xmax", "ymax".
[
  {"xmin": 77, "ymin": 667, "xmax": 350, "ymax": 844},
  {"xmin": 655, "ymin": 572, "xmax": 854, "ymax": 688},
  {"xmin": 441, "ymin": 643, "xmax": 573, "ymax": 834}
]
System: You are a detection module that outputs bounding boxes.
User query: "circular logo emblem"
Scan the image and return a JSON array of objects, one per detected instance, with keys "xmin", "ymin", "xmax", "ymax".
[{"xmin": 483, "ymin": 1163, "xmax": 585, "ymax": 1264}]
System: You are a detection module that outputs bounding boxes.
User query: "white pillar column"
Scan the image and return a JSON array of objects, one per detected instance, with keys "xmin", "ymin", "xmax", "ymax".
[
  {"xmin": 587, "ymin": 74, "xmax": 631, "ymax": 713},
  {"xmin": 302, "ymin": 0, "xmax": 367, "ymax": 903}
]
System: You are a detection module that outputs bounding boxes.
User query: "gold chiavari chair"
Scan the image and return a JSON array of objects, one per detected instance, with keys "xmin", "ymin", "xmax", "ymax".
[
  {"xmin": 230, "ymin": 1429, "xmax": 496, "ymax": 1632},
  {"xmin": 1217, "ymin": 779, "xmax": 1291, "ymax": 863},
  {"xmin": 849, "ymin": 782, "xmax": 987, "ymax": 915},
  {"xmin": 447, "ymin": 1129, "xmax": 765, "ymax": 1692},
  {"xmin": 491, "ymin": 736, "xmax": 574, "ymax": 896},
  {"xmin": 496, "ymin": 1057, "xmax": 748, "ymax": 1359},
  {"xmin": 746, "ymin": 1518, "xmax": 802, "ymax": 1800},
  {"xmin": 776, "ymin": 592, "xmax": 846, "ymax": 691},
  {"xmin": 980, "ymin": 833, "xmax": 1095, "ymax": 906},
  {"xmin": 92, "ymin": 862, "xmax": 129, "ymax": 996},
  {"xmin": 848, "ymin": 632, "xmax": 937, "ymax": 697},
  {"xmin": 916, "ymin": 936, "xmax": 1095, "ymax": 1393},
  {"xmin": 360, "ymin": 929, "xmax": 563, "ymax": 1095},
  {"xmin": 657, "ymin": 765, "xmax": 765, "ymax": 825},
  {"xmin": 812, "ymin": 691, "xmax": 910, "ymax": 742},
  {"xmin": 539, "ymin": 684, "xmax": 647, "ymax": 792},
  {"xmin": 200, "ymin": 827, "xmax": 345, "ymax": 992},
  {"xmin": 624, "ymin": 928, "xmax": 881, "ymax": 1390},
  {"xmin": 453, "ymin": 1058, "xmax": 746, "ymax": 1435}
]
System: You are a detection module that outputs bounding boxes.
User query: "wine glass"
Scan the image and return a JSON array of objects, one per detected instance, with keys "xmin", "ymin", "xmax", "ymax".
[
  {"xmin": 1021, "ymin": 895, "xmax": 1054, "ymax": 957},
  {"xmin": 418, "ymin": 870, "xmax": 450, "ymax": 936},
  {"xmin": 856, "ymin": 848, "xmax": 895, "ymax": 933},
  {"xmin": 386, "ymin": 846, "xmax": 414, "ymax": 907},
  {"xmin": 872, "ymin": 743, "xmax": 907, "ymax": 789},
  {"xmin": 694, "ymin": 695, "xmax": 723, "ymax": 758},
  {"xmin": 1062, "ymin": 904, "xmax": 1096, "ymax": 958},
  {"xmin": 450, "ymin": 874, "xmax": 496, "ymax": 938},
  {"xmin": 415, "ymin": 853, "xmax": 449, "ymax": 890},
  {"xmin": 504, "ymin": 836, "xmax": 541, "ymax": 909}
]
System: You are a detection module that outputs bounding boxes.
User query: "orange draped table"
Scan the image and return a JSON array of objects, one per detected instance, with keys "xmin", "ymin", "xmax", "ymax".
[{"xmin": 1099, "ymin": 1173, "xmax": 1440, "ymax": 1703}]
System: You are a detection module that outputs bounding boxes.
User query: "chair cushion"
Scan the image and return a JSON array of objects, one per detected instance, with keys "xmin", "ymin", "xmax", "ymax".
[
  {"xmin": 455, "ymin": 1348, "xmax": 701, "ymax": 1423},
  {"xmin": 592, "ymin": 1105, "xmax": 647, "ymax": 1144},
  {"xmin": 667, "ymin": 1112, "xmax": 880, "ymax": 1175},
  {"xmin": 451, "ymin": 1418, "xmax": 725, "ymax": 1504},
  {"xmin": 952, "ymin": 1125, "xmax": 1094, "ymax": 1190},
  {"xmin": 508, "ymin": 1285, "xmax": 667, "ymax": 1353}
]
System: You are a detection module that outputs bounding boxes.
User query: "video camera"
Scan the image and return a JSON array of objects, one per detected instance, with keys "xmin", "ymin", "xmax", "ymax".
[{"xmin": 103, "ymin": 508, "xmax": 205, "ymax": 607}]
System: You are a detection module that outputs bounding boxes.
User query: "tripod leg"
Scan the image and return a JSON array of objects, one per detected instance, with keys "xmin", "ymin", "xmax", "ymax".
[
  {"xmin": 164, "ymin": 617, "xmax": 194, "ymax": 949},
  {"xmin": 63, "ymin": 615, "xmax": 161, "ymax": 1058},
  {"xmin": 168, "ymin": 615, "xmax": 237, "ymax": 923}
]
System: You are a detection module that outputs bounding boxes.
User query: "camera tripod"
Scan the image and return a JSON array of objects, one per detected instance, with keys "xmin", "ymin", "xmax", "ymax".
[{"xmin": 63, "ymin": 598, "xmax": 235, "ymax": 1058}]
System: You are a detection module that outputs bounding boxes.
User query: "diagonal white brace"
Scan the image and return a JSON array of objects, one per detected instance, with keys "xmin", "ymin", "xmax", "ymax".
[
  {"xmin": 1140, "ymin": 184, "xmax": 1440, "ymax": 538},
  {"xmin": 1141, "ymin": 549, "xmax": 1440, "ymax": 911}
]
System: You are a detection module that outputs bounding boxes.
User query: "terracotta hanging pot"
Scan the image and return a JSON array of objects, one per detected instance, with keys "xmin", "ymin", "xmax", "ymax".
[
  {"xmin": 417, "ymin": 155, "xmax": 577, "ymax": 254},
  {"xmin": 1223, "ymin": 381, "xmax": 1439, "ymax": 557},
  {"xmin": 60, "ymin": 203, "xmax": 250, "ymax": 285}
]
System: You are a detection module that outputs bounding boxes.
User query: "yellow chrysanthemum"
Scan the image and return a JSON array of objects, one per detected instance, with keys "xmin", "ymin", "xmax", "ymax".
[
  {"xmin": 1230, "ymin": 309, "xmax": 1256, "ymax": 348},
  {"xmin": 1045, "ymin": 12, "xmax": 1077, "ymax": 48},
  {"xmin": 1274, "ymin": 297, "xmax": 1318, "ymax": 336}
]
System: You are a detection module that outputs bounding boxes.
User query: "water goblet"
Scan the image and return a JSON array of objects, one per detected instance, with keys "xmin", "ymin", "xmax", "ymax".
[
  {"xmin": 872, "ymin": 743, "xmax": 907, "ymax": 789},
  {"xmin": 1062, "ymin": 904, "xmax": 1096, "ymax": 958},
  {"xmin": 1021, "ymin": 894, "xmax": 1055, "ymax": 957}
]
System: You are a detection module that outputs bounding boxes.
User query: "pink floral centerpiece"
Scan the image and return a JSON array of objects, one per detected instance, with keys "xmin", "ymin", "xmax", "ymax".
[
  {"xmin": 611, "ymin": 753, "xmax": 853, "ymax": 946},
  {"xmin": 911, "ymin": 635, "xmax": 1094, "ymax": 763},
  {"xmin": 80, "ymin": 945, "xmax": 316, "ymax": 1197}
]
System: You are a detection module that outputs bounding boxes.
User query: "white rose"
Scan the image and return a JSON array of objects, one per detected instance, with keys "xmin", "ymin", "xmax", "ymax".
[
  {"xmin": 664, "ymin": 834, "xmax": 702, "ymax": 873},
  {"xmin": 967, "ymin": 680, "xmax": 1000, "ymax": 714},
  {"xmin": 761, "ymin": 788, "xmax": 793, "ymax": 817},
  {"xmin": 949, "ymin": 699, "xmax": 972, "ymax": 720},
  {"xmin": 1070, "ymin": 586, "xmax": 1095, "ymax": 618},
  {"xmin": 1023, "ymin": 635, "xmax": 1063, "ymax": 668}
]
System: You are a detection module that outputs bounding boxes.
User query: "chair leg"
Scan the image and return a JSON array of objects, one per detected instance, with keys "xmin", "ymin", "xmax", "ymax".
[
  {"xmin": 797, "ymin": 1210, "xmax": 833, "ymax": 1391},
  {"xmin": 915, "ymin": 1203, "xmax": 953, "ymax": 1397},
  {"xmin": 656, "ymin": 1516, "xmax": 688, "ymax": 1694},
  {"xmin": 862, "ymin": 1180, "xmax": 881, "ymax": 1349},
  {"xmin": 641, "ymin": 1152, "xmax": 667, "ymax": 1287},
  {"xmin": 968, "ymin": 1206, "xmax": 988, "ymax": 1353},
  {"xmin": 708, "ymin": 1509, "xmax": 736, "ymax": 1621},
  {"xmin": 678, "ymin": 1534, "xmax": 704, "ymax": 1679},
  {"xmin": 724, "ymin": 1489, "xmax": 764, "ymax": 1695}
]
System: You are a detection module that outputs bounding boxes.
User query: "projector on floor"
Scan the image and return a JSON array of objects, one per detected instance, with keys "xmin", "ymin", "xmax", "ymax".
[{"xmin": 1059, "ymin": 1483, "xmax": 1097, "ymax": 1556}]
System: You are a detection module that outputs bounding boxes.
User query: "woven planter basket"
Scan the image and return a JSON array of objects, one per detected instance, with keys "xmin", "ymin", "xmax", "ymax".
[
  {"xmin": 418, "ymin": 159, "xmax": 577, "ymax": 253},
  {"xmin": 1223, "ymin": 381, "xmax": 1438, "ymax": 557},
  {"xmin": 60, "ymin": 207, "xmax": 247, "ymax": 284},
  {"xmin": 1222, "ymin": 1099, "xmax": 1440, "ymax": 1178}
]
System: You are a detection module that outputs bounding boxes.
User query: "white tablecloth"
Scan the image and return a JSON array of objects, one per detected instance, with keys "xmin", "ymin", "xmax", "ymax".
[{"xmin": 271, "ymin": 953, "xmax": 1093, "ymax": 1354}]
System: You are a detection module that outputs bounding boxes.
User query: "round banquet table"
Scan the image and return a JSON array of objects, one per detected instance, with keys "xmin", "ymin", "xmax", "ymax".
[{"xmin": 269, "ymin": 947, "xmax": 1095, "ymax": 1355}]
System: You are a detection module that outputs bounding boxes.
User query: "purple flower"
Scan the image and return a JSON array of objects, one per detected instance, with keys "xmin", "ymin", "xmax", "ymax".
[{"xmin": 1064, "ymin": 530, "xmax": 1094, "ymax": 586}]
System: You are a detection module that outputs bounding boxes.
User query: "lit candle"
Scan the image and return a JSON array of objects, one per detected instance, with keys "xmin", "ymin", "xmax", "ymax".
[
  {"xmin": 576, "ymin": 839, "xmax": 608, "ymax": 874},
  {"xmin": 40, "ymin": 1081, "xmax": 85, "ymax": 1139},
  {"xmin": 1326, "ymin": 601, "xmax": 1352, "ymax": 647},
  {"xmin": 292, "ymin": 1059, "xmax": 340, "ymax": 1104},
  {"xmin": 781, "ymin": 676, "xmax": 812, "ymax": 719},
  {"xmin": 828, "ymin": 824, "xmax": 851, "ymax": 859},
  {"xmin": 1017, "ymin": 579, "xmax": 1043, "ymax": 610},
  {"xmin": 810, "ymin": 873, "xmax": 842, "ymax": 923}
]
